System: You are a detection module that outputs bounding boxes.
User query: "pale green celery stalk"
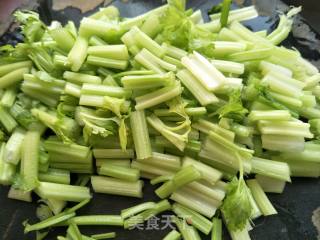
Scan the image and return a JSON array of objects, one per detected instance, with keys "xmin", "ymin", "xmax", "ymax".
[
  {"xmin": 259, "ymin": 61, "xmax": 293, "ymax": 77},
  {"xmin": 189, "ymin": 9, "xmax": 203, "ymax": 24},
  {"xmin": 89, "ymin": 5, "xmax": 119, "ymax": 19},
  {"xmin": 0, "ymin": 143, "xmax": 16, "ymax": 185},
  {"xmin": 163, "ymin": 230, "xmax": 181, "ymax": 240},
  {"xmin": 65, "ymin": 82, "xmax": 81, "ymax": 98},
  {"xmin": 255, "ymin": 30, "xmax": 267, "ymax": 37},
  {"xmin": 171, "ymin": 216, "xmax": 201, "ymax": 240},
  {"xmin": 185, "ymin": 180, "xmax": 226, "ymax": 202},
  {"xmin": 81, "ymin": 83, "xmax": 131, "ymax": 98},
  {"xmin": 172, "ymin": 203, "xmax": 213, "ymax": 235},
  {"xmin": 20, "ymin": 130, "xmax": 41, "ymax": 191},
  {"xmin": 277, "ymin": 142, "xmax": 320, "ymax": 163},
  {"xmin": 247, "ymin": 186, "xmax": 262, "ymax": 219},
  {"xmin": 131, "ymin": 160, "xmax": 176, "ymax": 177},
  {"xmin": 22, "ymin": 88, "xmax": 59, "ymax": 107},
  {"xmin": 113, "ymin": 70, "xmax": 154, "ymax": 79},
  {"xmin": 67, "ymin": 36, "xmax": 88, "ymax": 72},
  {"xmin": 103, "ymin": 75, "xmax": 119, "ymax": 86},
  {"xmin": 64, "ymin": 215, "xmax": 123, "ymax": 226},
  {"xmin": 121, "ymin": 72, "xmax": 174, "ymax": 90},
  {"xmin": 87, "ymin": 55, "xmax": 128, "ymax": 70},
  {"xmin": 214, "ymin": 77, "xmax": 243, "ymax": 94},
  {"xmin": 258, "ymin": 120, "xmax": 313, "ymax": 138},
  {"xmin": 154, "ymin": 107, "xmax": 207, "ymax": 117},
  {"xmin": 138, "ymin": 152, "xmax": 181, "ymax": 171},
  {"xmin": 36, "ymin": 181, "xmax": 91, "ymax": 202},
  {"xmin": 89, "ymin": 35, "xmax": 108, "ymax": 46},
  {"xmin": 181, "ymin": 51, "xmax": 226, "ymax": 91},
  {"xmin": 278, "ymin": 160, "xmax": 320, "ymax": 177},
  {"xmin": 123, "ymin": 199, "xmax": 171, "ymax": 229},
  {"xmin": 182, "ymin": 156, "xmax": 222, "ymax": 184},
  {"xmin": 96, "ymin": 159, "xmax": 131, "ymax": 168},
  {"xmin": 4, "ymin": 127, "xmax": 25, "ymax": 165},
  {"xmin": 301, "ymin": 94, "xmax": 316, "ymax": 108},
  {"xmin": 130, "ymin": 110, "xmax": 152, "ymax": 160},
  {"xmin": 0, "ymin": 67, "xmax": 29, "ymax": 89},
  {"xmin": 261, "ymin": 71, "xmax": 304, "ymax": 98},
  {"xmin": 155, "ymin": 165, "xmax": 201, "ymax": 199},
  {"xmin": 150, "ymin": 175, "xmax": 173, "ymax": 185},
  {"xmin": 261, "ymin": 134, "xmax": 305, "ymax": 152},
  {"xmin": 210, "ymin": 5, "xmax": 258, "ymax": 21},
  {"xmin": 0, "ymin": 105, "xmax": 18, "ymax": 133},
  {"xmin": 45, "ymin": 139, "xmax": 91, "ymax": 163},
  {"xmin": 7, "ymin": 186, "xmax": 32, "ymax": 202},
  {"xmin": 211, "ymin": 217, "xmax": 222, "ymax": 240},
  {"xmin": 131, "ymin": 26, "xmax": 165, "ymax": 57},
  {"xmin": 0, "ymin": 61, "xmax": 32, "ymax": 77},
  {"xmin": 228, "ymin": 226, "xmax": 251, "ymax": 240},
  {"xmin": 176, "ymin": 69, "xmax": 218, "ymax": 106},
  {"xmin": 246, "ymin": 179, "xmax": 277, "ymax": 216},
  {"xmin": 217, "ymin": 27, "xmax": 245, "ymax": 41},
  {"xmin": 97, "ymin": 67, "xmax": 114, "ymax": 77},
  {"xmin": 304, "ymin": 74, "xmax": 320, "ymax": 89},
  {"xmin": 135, "ymin": 82, "xmax": 182, "ymax": 110},
  {"xmin": 87, "ymin": 45, "xmax": 129, "ymax": 60},
  {"xmin": 248, "ymin": 110, "xmax": 291, "ymax": 122},
  {"xmin": 228, "ymin": 47, "xmax": 273, "ymax": 62},
  {"xmin": 212, "ymin": 41, "xmax": 247, "ymax": 56},
  {"xmin": 38, "ymin": 168, "xmax": 71, "ymax": 184},
  {"xmin": 140, "ymin": 14, "xmax": 162, "ymax": 38},
  {"xmin": 255, "ymin": 174, "xmax": 286, "ymax": 193},
  {"xmin": 300, "ymin": 107, "xmax": 320, "ymax": 119},
  {"xmin": 93, "ymin": 148, "xmax": 134, "ymax": 159},
  {"xmin": 134, "ymin": 50, "xmax": 164, "ymax": 74},
  {"xmin": 67, "ymin": 222, "xmax": 82, "ymax": 240},
  {"xmin": 1, "ymin": 87, "xmax": 17, "ymax": 108},
  {"xmin": 98, "ymin": 163, "xmax": 139, "ymax": 182},
  {"xmin": 192, "ymin": 119, "xmax": 235, "ymax": 142},
  {"xmin": 211, "ymin": 59, "xmax": 244, "ymax": 75},
  {"xmin": 91, "ymin": 232, "xmax": 116, "ymax": 239},
  {"xmin": 50, "ymin": 27, "xmax": 75, "ymax": 52},
  {"xmin": 161, "ymin": 43, "xmax": 187, "ymax": 60},
  {"xmin": 251, "ymin": 157, "xmax": 290, "ymax": 182},
  {"xmin": 268, "ymin": 91, "xmax": 302, "ymax": 108},
  {"xmin": 121, "ymin": 202, "xmax": 156, "ymax": 219},
  {"xmin": 163, "ymin": 56, "xmax": 183, "ymax": 68},
  {"xmin": 63, "ymin": 71, "xmax": 102, "ymax": 85},
  {"xmin": 45, "ymin": 198, "xmax": 67, "ymax": 215},
  {"xmin": 137, "ymin": 48, "xmax": 176, "ymax": 72},
  {"xmin": 49, "ymin": 163, "xmax": 93, "ymax": 174}
]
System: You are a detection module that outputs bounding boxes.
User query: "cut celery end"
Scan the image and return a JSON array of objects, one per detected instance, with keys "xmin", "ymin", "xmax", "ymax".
[
  {"xmin": 38, "ymin": 168, "xmax": 71, "ymax": 185},
  {"xmin": 87, "ymin": 45, "xmax": 129, "ymax": 60},
  {"xmin": 91, "ymin": 176, "xmax": 143, "ymax": 198},
  {"xmin": 67, "ymin": 36, "xmax": 88, "ymax": 72},
  {"xmin": 255, "ymin": 175, "xmax": 286, "ymax": 193},
  {"xmin": 211, "ymin": 217, "xmax": 222, "ymax": 240},
  {"xmin": 277, "ymin": 142, "xmax": 320, "ymax": 163},
  {"xmin": 261, "ymin": 134, "xmax": 305, "ymax": 152},
  {"xmin": 211, "ymin": 59, "xmax": 245, "ymax": 75},
  {"xmin": 248, "ymin": 110, "xmax": 291, "ymax": 122},
  {"xmin": 131, "ymin": 160, "xmax": 177, "ymax": 177},
  {"xmin": 4, "ymin": 127, "xmax": 25, "ymax": 165},
  {"xmin": 87, "ymin": 56, "xmax": 128, "ymax": 70},
  {"xmin": 121, "ymin": 201, "xmax": 156, "ymax": 219},
  {"xmin": 81, "ymin": 83, "xmax": 131, "ymax": 98},
  {"xmin": 246, "ymin": 179, "xmax": 277, "ymax": 216},
  {"xmin": 0, "ymin": 67, "xmax": 30, "ymax": 89},
  {"xmin": 98, "ymin": 163, "xmax": 140, "ymax": 182},
  {"xmin": 8, "ymin": 186, "xmax": 32, "ymax": 202},
  {"xmin": 63, "ymin": 71, "xmax": 102, "ymax": 85}
]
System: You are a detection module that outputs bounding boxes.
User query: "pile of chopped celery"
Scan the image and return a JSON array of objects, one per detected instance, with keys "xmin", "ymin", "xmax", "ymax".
[{"xmin": 0, "ymin": 0, "xmax": 319, "ymax": 239}]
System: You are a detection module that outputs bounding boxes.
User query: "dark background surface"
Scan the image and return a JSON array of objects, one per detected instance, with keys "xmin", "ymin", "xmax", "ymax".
[{"xmin": 0, "ymin": 0, "xmax": 320, "ymax": 239}]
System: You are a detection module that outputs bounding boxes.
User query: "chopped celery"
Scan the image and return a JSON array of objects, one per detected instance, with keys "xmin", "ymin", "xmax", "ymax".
[
  {"xmin": 255, "ymin": 175, "xmax": 286, "ymax": 193},
  {"xmin": 163, "ymin": 230, "xmax": 181, "ymax": 240},
  {"xmin": 98, "ymin": 163, "xmax": 140, "ymax": 182}
]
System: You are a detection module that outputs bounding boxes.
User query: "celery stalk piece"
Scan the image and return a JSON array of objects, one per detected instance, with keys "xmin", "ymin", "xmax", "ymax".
[
  {"xmin": 184, "ymin": 181, "xmax": 226, "ymax": 202},
  {"xmin": 98, "ymin": 163, "xmax": 140, "ymax": 182},
  {"xmin": 278, "ymin": 160, "xmax": 320, "ymax": 177},
  {"xmin": 1, "ymin": 87, "xmax": 17, "ymax": 108},
  {"xmin": 247, "ymin": 186, "xmax": 262, "ymax": 219},
  {"xmin": 137, "ymin": 48, "xmax": 176, "ymax": 72},
  {"xmin": 130, "ymin": 110, "xmax": 152, "ymax": 160},
  {"xmin": 66, "ymin": 222, "xmax": 82, "ymax": 240},
  {"xmin": 123, "ymin": 199, "xmax": 171, "ymax": 229},
  {"xmin": 0, "ymin": 67, "xmax": 30, "ymax": 89},
  {"xmin": 36, "ymin": 181, "xmax": 91, "ymax": 202},
  {"xmin": 87, "ymin": 55, "xmax": 128, "ymax": 70},
  {"xmin": 259, "ymin": 61, "xmax": 293, "ymax": 77},
  {"xmin": 135, "ymin": 82, "xmax": 182, "ymax": 110},
  {"xmin": 8, "ymin": 186, "xmax": 32, "ymax": 202},
  {"xmin": 181, "ymin": 51, "xmax": 226, "ymax": 91},
  {"xmin": 45, "ymin": 198, "xmax": 67, "ymax": 215},
  {"xmin": 154, "ymin": 107, "xmax": 207, "ymax": 117},
  {"xmin": 64, "ymin": 215, "xmax": 123, "ymax": 226},
  {"xmin": 63, "ymin": 71, "xmax": 102, "ymax": 85},
  {"xmin": 81, "ymin": 83, "xmax": 131, "ymax": 98},
  {"xmin": 255, "ymin": 175, "xmax": 286, "ymax": 193},
  {"xmin": 220, "ymin": 0, "xmax": 232, "ymax": 27},
  {"xmin": 89, "ymin": 35, "xmax": 108, "ymax": 46},
  {"xmin": 0, "ymin": 105, "xmax": 18, "ymax": 133},
  {"xmin": 96, "ymin": 159, "xmax": 131, "ymax": 168},
  {"xmin": 131, "ymin": 160, "xmax": 177, "ymax": 177},
  {"xmin": 258, "ymin": 120, "xmax": 313, "ymax": 138},
  {"xmin": 251, "ymin": 157, "xmax": 291, "ymax": 182},
  {"xmin": 176, "ymin": 69, "xmax": 219, "ymax": 106},
  {"xmin": 261, "ymin": 134, "xmax": 305, "ymax": 152},
  {"xmin": 87, "ymin": 45, "xmax": 129, "ymax": 60},
  {"xmin": 0, "ymin": 61, "xmax": 32, "ymax": 77},
  {"xmin": 182, "ymin": 156, "xmax": 222, "ymax": 184},
  {"xmin": 38, "ymin": 168, "xmax": 71, "ymax": 184},
  {"xmin": 248, "ymin": 110, "xmax": 291, "ymax": 122},
  {"xmin": 65, "ymin": 82, "xmax": 81, "ymax": 98},
  {"xmin": 161, "ymin": 43, "xmax": 187, "ymax": 60},
  {"xmin": 277, "ymin": 142, "xmax": 320, "ymax": 163},
  {"xmin": 50, "ymin": 27, "xmax": 75, "ymax": 52},
  {"xmin": 171, "ymin": 216, "xmax": 201, "ymax": 240},
  {"xmin": 20, "ymin": 130, "xmax": 41, "ymax": 191},
  {"xmin": 93, "ymin": 148, "xmax": 134, "ymax": 159},
  {"xmin": 150, "ymin": 175, "xmax": 174, "ymax": 185},
  {"xmin": 121, "ymin": 72, "xmax": 174, "ymax": 90},
  {"xmin": 163, "ymin": 230, "xmax": 181, "ymax": 240},
  {"xmin": 211, "ymin": 59, "xmax": 245, "ymax": 75},
  {"xmin": 246, "ymin": 179, "xmax": 277, "ymax": 216},
  {"xmin": 91, "ymin": 232, "xmax": 116, "ymax": 239},
  {"xmin": 228, "ymin": 226, "xmax": 251, "ymax": 240},
  {"xmin": 4, "ymin": 127, "xmax": 25, "ymax": 165},
  {"xmin": 211, "ymin": 217, "xmax": 222, "ymax": 240},
  {"xmin": 228, "ymin": 47, "xmax": 273, "ymax": 62},
  {"xmin": 121, "ymin": 202, "xmax": 156, "ymax": 219},
  {"xmin": 140, "ymin": 14, "xmax": 162, "ymax": 38},
  {"xmin": 134, "ymin": 50, "xmax": 164, "ymax": 74},
  {"xmin": 0, "ymin": 143, "xmax": 16, "ymax": 185},
  {"xmin": 172, "ymin": 203, "xmax": 213, "ymax": 235},
  {"xmin": 155, "ymin": 165, "xmax": 201, "ymax": 199},
  {"xmin": 212, "ymin": 41, "xmax": 247, "ymax": 56},
  {"xmin": 91, "ymin": 176, "xmax": 143, "ymax": 198},
  {"xmin": 67, "ymin": 36, "xmax": 88, "ymax": 72}
]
